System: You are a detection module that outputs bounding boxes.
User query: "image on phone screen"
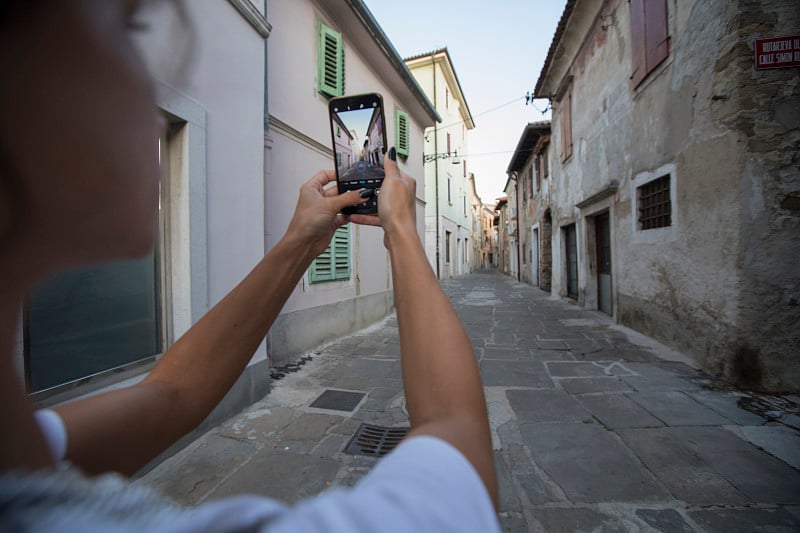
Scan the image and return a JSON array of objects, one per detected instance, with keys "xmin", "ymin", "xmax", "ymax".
[{"xmin": 330, "ymin": 94, "xmax": 386, "ymax": 213}]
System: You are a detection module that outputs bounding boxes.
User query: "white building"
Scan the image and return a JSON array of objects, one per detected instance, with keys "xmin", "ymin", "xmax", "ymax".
[
  {"xmin": 266, "ymin": 0, "xmax": 439, "ymax": 365},
  {"xmin": 24, "ymin": 1, "xmax": 272, "ymax": 443},
  {"xmin": 404, "ymin": 49, "xmax": 475, "ymax": 279}
]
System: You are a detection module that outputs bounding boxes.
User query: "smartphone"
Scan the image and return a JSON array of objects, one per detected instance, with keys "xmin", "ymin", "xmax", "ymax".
[{"xmin": 328, "ymin": 93, "xmax": 387, "ymax": 215}]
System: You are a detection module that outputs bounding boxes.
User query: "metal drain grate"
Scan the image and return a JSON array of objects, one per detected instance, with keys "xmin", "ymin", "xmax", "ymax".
[
  {"xmin": 309, "ymin": 390, "xmax": 365, "ymax": 412},
  {"xmin": 345, "ymin": 423, "xmax": 410, "ymax": 457}
]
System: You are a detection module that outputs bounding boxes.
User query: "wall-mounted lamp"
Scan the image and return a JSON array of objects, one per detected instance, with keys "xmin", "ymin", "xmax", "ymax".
[{"xmin": 423, "ymin": 150, "xmax": 461, "ymax": 165}]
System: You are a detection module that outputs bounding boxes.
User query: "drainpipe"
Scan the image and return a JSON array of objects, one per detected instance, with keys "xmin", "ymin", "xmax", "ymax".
[{"xmin": 432, "ymin": 54, "xmax": 440, "ymax": 279}]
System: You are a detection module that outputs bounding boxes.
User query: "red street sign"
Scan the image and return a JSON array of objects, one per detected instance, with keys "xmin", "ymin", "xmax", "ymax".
[{"xmin": 755, "ymin": 36, "xmax": 800, "ymax": 70}]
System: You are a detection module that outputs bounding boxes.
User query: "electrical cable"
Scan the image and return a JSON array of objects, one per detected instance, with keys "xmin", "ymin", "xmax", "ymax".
[{"xmin": 434, "ymin": 95, "xmax": 526, "ymax": 131}]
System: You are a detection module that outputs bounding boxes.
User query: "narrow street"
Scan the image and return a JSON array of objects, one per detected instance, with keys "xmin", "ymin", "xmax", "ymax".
[{"xmin": 139, "ymin": 270, "xmax": 800, "ymax": 532}]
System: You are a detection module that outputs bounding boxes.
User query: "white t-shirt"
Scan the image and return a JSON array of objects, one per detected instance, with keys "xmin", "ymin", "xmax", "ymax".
[{"xmin": 6, "ymin": 410, "xmax": 500, "ymax": 532}]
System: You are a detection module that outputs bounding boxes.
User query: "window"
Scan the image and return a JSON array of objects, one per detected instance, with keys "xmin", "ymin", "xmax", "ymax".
[
  {"xmin": 560, "ymin": 91, "xmax": 573, "ymax": 162},
  {"xmin": 318, "ymin": 22, "xmax": 344, "ymax": 97},
  {"xmin": 463, "ymin": 160, "xmax": 466, "ymax": 178},
  {"xmin": 629, "ymin": 0, "xmax": 669, "ymax": 88},
  {"xmin": 447, "ymin": 132, "xmax": 451, "ymax": 154},
  {"xmin": 530, "ymin": 165, "xmax": 537, "ymax": 197},
  {"xmin": 445, "ymin": 231, "xmax": 451, "ymax": 263},
  {"xmin": 24, "ymin": 131, "xmax": 173, "ymax": 394},
  {"xmin": 463, "ymin": 195, "xmax": 467, "ymax": 217},
  {"xmin": 310, "ymin": 226, "xmax": 350, "ymax": 283},
  {"xmin": 395, "ymin": 109, "xmax": 409, "ymax": 156},
  {"xmin": 638, "ymin": 174, "xmax": 671, "ymax": 229},
  {"xmin": 445, "ymin": 87, "xmax": 449, "ymax": 109},
  {"xmin": 447, "ymin": 176, "xmax": 452, "ymax": 204}
]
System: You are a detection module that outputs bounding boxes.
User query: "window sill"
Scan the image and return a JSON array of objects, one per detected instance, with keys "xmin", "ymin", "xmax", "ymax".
[{"xmin": 32, "ymin": 356, "xmax": 156, "ymax": 409}]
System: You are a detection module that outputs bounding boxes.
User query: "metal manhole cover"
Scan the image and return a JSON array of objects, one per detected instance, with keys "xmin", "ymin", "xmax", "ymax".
[
  {"xmin": 309, "ymin": 389, "xmax": 365, "ymax": 412},
  {"xmin": 345, "ymin": 423, "xmax": 410, "ymax": 457}
]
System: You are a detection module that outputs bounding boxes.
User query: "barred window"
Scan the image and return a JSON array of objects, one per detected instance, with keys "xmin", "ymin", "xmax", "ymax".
[{"xmin": 638, "ymin": 175, "xmax": 671, "ymax": 230}]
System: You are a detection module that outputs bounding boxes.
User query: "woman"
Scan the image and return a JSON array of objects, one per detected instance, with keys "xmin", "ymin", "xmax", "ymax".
[{"xmin": 0, "ymin": 1, "xmax": 498, "ymax": 530}]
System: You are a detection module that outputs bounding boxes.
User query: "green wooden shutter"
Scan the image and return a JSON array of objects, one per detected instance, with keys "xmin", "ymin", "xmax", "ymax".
[
  {"xmin": 395, "ymin": 109, "xmax": 409, "ymax": 156},
  {"xmin": 318, "ymin": 22, "xmax": 344, "ymax": 97},
  {"xmin": 310, "ymin": 226, "xmax": 350, "ymax": 283},
  {"xmin": 332, "ymin": 226, "xmax": 350, "ymax": 280}
]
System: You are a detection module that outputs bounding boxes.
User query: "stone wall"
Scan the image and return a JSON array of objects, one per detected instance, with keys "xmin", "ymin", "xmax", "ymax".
[
  {"xmin": 539, "ymin": 0, "xmax": 799, "ymax": 391},
  {"xmin": 714, "ymin": 0, "xmax": 800, "ymax": 390}
]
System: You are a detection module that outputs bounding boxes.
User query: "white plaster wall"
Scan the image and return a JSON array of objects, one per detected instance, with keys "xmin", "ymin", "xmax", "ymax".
[
  {"xmin": 267, "ymin": 0, "xmax": 427, "ymax": 316},
  {"xmin": 411, "ymin": 59, "xmax": 471, "ymax": 276},
  {"xmin": 135, "ymin": 1, "xmax": 267, "ymax": 362}
]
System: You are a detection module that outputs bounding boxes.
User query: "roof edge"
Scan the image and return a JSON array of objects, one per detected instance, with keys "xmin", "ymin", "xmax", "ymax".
[
  {"xmin": 344, "ymin": 0, "xmax": 442, "ymax": 123},
  {"xmin": 534, "ymin": 0, "xmax": 577, "ymax": 97}
]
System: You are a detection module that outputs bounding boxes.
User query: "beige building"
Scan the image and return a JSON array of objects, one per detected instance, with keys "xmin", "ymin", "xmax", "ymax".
[
  {"xmin": 494, "ymin": 197, "xmax": 510, "ymax": 275},
  {"xmin": 533, "ymin": 0, "xmax": 799, "ymax": 391},
  {"xmin": 266, "ymin": 0, "xmax": 439, "ymax": 365},
  {"xmin": 468, "ymin": 173, "xmax": 494, "ymax": 270},
  {"xmin": 405, "ymin": 49, "xmax": 475, "ymax": 279}
]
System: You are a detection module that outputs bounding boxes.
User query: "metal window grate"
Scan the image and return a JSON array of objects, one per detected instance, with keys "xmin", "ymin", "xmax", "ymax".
[
  {"xmin": 638, "ymin": 175, "xmax": 671, "ymax": 230},
  {"xmin": 344, "ymin": 423, "xmax": 410, "ymax": 457}
]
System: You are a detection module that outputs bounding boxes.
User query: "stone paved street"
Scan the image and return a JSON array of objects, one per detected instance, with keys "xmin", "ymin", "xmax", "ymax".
[{"xmin": 139, "ymin": 270, "xmax": 800, "ymax": 532}]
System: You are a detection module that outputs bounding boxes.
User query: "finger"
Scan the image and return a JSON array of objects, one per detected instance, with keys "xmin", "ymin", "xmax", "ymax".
[
  {"xmin": 349, "ymin": 213, "xmax": 382, "ymax": 227},
  {"xmin": 307, "ymin": 169, "xmax": 337, "ymax": 190},
  {"xmin": 329, "ymin": 188, "xmax": 367, "ymax": 212},
  {"xmin": 383, "ymin": 151, "xmax": 401, "ymax": 180}
]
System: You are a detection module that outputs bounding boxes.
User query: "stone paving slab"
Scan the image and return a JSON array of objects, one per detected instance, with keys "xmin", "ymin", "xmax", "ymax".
[
  {"xmin": 480, "ymin": 360, "xmax": 554, "ymax": 388},
  {"xmin": 687, "ymin": 389, "xmax": 767, "ymax": 425},
  {"xmin": 735, "ymin": 424, "xmax": 800, "ymax": 470},
  {"xmin": 619, "ymin": 427, "xmax": 751, "ymax": 505},
  {"xmin": 578, "ymin": 393, "xmax": 665, "ymax": 429},
  {"xmin": 507, "ymin": 390, "xmax": 591, "ymax": 423},
  {"xmin": 139, "ymin": 270, "xmax": 800, "ymax": 530},
  {"xmin": 210, "ymin": 450, "xmax": 341, "ymax": 504},
  {"xmin": 627, "ymin": 391, "xmax": 731, "ymax": 426},
  {"xmin": 520, "ymin": 422, "xmax": 669, "ymax": 503},
  {"xmin": 688, "ymin": 507, "xmax": 800, "ymax": 532},
  {"xmin": 558, "ymin": 377, "xmax": 634, "ymax": 395}
]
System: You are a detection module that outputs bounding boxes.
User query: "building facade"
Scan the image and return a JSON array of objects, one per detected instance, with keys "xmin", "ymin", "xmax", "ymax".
[
  {"xmin": 468, "ymin": 173, "xmax": 495, "ymax": 270},
  {"xmin": 23, "ymin": 1, "xmax": 272, "ymax": 434},
  {"xmin": 266, "ymin": 0, "xmax": 438, "ymax": 365},
  {"xmin": 494, "ymin": 197, "xmax": 510, "ymax": 275},
  {"xmin": 405, "ymin": 49, "xmax": 475, "ymax": 279},
  {"xmin": 507, "ymin": 122, "xmax": 553, "ymax": 289},
  {"xmin": 533, "ymin": 0, "xmax": 799, "ymax": 391}
]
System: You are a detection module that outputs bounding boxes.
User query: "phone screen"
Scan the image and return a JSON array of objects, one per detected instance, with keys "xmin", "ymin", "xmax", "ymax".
[{"xmin": 329, "ymin": 93, "xmax": 386, "ymax": 214}]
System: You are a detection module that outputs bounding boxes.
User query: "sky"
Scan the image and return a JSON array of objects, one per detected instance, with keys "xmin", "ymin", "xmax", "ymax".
[{"xmin": 363, "ymin": 0, "xmax": 566, "ymax": 204}]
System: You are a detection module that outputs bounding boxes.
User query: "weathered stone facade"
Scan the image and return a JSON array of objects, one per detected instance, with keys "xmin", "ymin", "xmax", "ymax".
[{"xmin": 532, "ymin": 0, "xmax": 799, "ymax": 391}]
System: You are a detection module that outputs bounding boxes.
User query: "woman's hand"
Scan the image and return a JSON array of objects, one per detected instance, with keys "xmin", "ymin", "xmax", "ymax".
[
  {"xmin": 284, "ymin": 169, "xmax": 367, "ymax": 260},
  {"xmin": 349, "ymin": 148, "xmax": 418, "ymax": 249}
]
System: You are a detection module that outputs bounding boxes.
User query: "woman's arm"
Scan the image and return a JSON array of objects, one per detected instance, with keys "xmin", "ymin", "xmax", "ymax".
[
  {"xmin": 54, "ymin": 171, "xmax": 366, "ymax": 475},
  {"xmin": 353, "ymin": 150, "xmax": 498, "ymax": 508}
]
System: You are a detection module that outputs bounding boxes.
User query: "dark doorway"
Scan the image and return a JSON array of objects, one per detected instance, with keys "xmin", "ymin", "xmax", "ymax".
[
  {"xmin": 564, "ymin": 224, "xmax": 578, "ymax": 299},
  {"xmin": 596, "ymin": 212, "xmax": 612, "ymax": 315}
]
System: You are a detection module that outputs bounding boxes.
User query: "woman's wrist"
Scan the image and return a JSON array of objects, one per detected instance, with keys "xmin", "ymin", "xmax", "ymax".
[{"xmin": 275, "ymin": 229, "xmax": 317, "ymax": 270}]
